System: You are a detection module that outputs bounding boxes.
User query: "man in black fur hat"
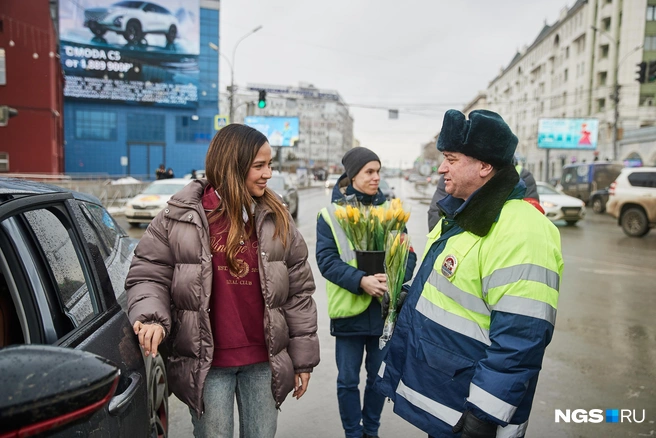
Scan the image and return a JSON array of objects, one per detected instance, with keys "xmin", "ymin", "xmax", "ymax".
[{"xmin": 374, "ymin": 109, "xmax": 563, "ymax": 438}]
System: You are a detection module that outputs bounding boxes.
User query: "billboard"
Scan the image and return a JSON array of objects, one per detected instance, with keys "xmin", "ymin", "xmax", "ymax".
[
  {"xmin": 537, "ymin": 118, "xmax": 599, "ymax": 150},
  {"xmin": 244, "ymin": 116, "xmax": 300, "ymax": 147},
  {"xmin": 59, "ymin": 0, "xmax": 200, "ymax": 108}
]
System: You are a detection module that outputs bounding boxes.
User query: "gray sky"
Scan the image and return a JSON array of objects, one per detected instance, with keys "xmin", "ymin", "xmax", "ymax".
[{"xmin": 218, "ymin": 0, "xmax": 570, "ymax": 168}]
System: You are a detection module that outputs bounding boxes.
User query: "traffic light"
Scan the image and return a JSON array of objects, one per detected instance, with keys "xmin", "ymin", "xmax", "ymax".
[
  {"xmin": 258, "ymin": 90, "xmax": 267, "ymax": 108},
  {"xmin": 649, "ymin": 60, "xmax": 656, "ymax": 82},
  {"xmin": 636, "ymin": 62, "xmax": 646, "ymax": 84}
]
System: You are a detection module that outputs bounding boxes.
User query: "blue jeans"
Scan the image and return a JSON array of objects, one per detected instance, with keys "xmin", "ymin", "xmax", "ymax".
[
  {"xmin": 336, "ymin": 335, "xmax": 387, "ymax": 438},
  {"xmin": 190, "ymin": 362, "xmax": 278, "ymax": 438}
]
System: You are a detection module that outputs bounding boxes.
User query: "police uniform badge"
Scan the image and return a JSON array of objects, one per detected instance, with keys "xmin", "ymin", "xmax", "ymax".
[{"xmin": 441, "ymin": 255, "xmax": 458, "ymax": 278}]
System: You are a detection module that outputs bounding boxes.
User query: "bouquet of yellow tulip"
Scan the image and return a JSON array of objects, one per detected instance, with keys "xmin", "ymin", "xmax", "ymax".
[
  {"xmin": 333, "ymin": 198, "xmax": 411, "ymax": 252},
  {"xmin": 380, "ymin": 231, "xmax": 411, "ymax": 349}
]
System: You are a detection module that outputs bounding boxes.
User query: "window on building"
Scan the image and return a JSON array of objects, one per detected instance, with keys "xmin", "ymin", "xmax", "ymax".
[
  {"xmin": 639, "ymin": 94, "xmax": 655, "ymax": 106},
  {"xmin": 175, "ymin": 116, "xmax": 213, "ymax": 143},
  {"xmin": 600, "ymin": 44, "xmax": 609, "ymax": 58},
  {"xmin": 602, "ymin": 17, "xmax": 611, "ymax": 32},
  {"xmin": 645, "ymin": 35, "xmax": 656, "ymax": 51},
  {"xmin": 75, "ymin": 111, "xmax": 117, "ymax": 141},
  {"xmin": 648, "ymin": 5, "xmax": 656, "ymax": 21},
  {"xmin": 598, "ymin": 71, "xmax": 608, "ymax": 86},
  {"xmin": 564, "ymin": 69, "xmax": 568, "ymax": 81},
  {"xmin": 0, "ymin": 48, "xmax": 5, "ymax": 86},
  {"xmin": 127, "ymin": 114, "xmax": 165, "ymax": 142},
  {"xmin": 565, "ymin": 46, "xmax": 570, "ymax": 58},
  {"xmin": 598, "ymin": 98, "xmax": 606, "ymax": 112}
]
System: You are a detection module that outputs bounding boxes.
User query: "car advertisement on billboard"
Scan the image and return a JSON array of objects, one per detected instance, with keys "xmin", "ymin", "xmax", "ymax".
[
  {"xmin": 537, "ymin": 118, "xmax": 599, "ymax": 150},
  {"xmin": 59, "ymin": 0, "xmax": 200, "ymax": 108},
  {"xmin": 244, "ymin": 116, "xmax": 300, "ymax": 147}
]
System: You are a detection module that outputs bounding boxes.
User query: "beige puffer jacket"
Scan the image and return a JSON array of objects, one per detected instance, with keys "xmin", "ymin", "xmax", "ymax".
[{"xmin": 126, "ymin": 179, "xmax": 320, "ymax": 417}]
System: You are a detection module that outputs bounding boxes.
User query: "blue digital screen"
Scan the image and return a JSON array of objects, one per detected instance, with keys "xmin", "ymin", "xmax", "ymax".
[
  {"xmin": 537, "ymin": 118, "xmax": 598, "ymax": 150},
  {"xmin": 244, "ymin": 116, "xmax": 300, "ymax": 147}
]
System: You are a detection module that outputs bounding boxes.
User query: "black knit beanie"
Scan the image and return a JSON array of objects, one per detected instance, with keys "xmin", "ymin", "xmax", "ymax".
[{"xmin": 342, "ymin": 147, "xmax": 381, "ymax": 180}]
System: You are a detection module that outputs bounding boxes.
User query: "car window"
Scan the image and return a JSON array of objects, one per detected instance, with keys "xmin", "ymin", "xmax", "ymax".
[
  {"xmin": 72, "ymin": 202, "xmax": 129, "ymax": 300},
  {"xmin": 143, "ymin": 3, "xmax": 157, "ymax": 12},
  {"xmin": 23, "ymin": 209, "xmax": 97, "ymax": 329},
  {"xmin": 562, "ymin": 167, "xmax": 577, "ymax": 185},
  {"xmin": 79, "ymin": 202, "xmax": 122, "ymax": 256},
  {"xmin": 379, "ymin": 180, "xmax": 389, "ymax": 191},
  {"xmin": 537, "ymin": 185, "xmax": 560, "ymax": 196},
  {"xmin": 627, "ymin": 172, "xmax": 656, "ymax": 188}
]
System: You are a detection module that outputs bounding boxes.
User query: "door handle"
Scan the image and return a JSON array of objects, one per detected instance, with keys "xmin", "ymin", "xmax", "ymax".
[{"xmin": 109, "ymin": 372, "xmax": 142, "ymax": 415}]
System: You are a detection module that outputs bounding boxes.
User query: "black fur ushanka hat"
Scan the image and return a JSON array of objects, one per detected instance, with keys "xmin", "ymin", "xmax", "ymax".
[{"xmin": 437, "ymin": 109, "xmax": 518, "ymax": 168}]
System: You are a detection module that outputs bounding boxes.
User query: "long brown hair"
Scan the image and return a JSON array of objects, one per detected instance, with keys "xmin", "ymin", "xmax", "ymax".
[{"xmin": 205, "ymin": 124, "xmax": 291, "ymax": 276}]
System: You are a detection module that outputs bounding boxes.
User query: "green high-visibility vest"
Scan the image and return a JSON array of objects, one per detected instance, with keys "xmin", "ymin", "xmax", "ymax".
[
  {"xmin": 319, "ymin": 203, "xmax": 388, "ymax": 319},
  {"xmin": 515, "ymin": 164, "xmax": 523, "ymax": 175},
  {"xmin": 417, "ymin": 199, "xmax": 563, "ymax": 344}
]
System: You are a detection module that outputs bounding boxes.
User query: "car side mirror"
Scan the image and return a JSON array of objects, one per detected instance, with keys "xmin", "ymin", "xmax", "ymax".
[{"xmin": 0, "ymin": 345, "xmax": 120, "ymax": 436}]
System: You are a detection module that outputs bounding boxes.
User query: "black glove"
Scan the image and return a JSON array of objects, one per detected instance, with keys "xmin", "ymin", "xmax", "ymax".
[
  {"xmin": 381, "ymin": 289, "xmax": 408, "ymax": 320},
  {"xmin": 452, "ymin": 410, "xmax": 497, "ymax": 438}
]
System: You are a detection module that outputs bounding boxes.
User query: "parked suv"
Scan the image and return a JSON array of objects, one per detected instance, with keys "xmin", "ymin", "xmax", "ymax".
[
  {"xmin": 606, "ymin": 167, "xmax": 656, "ymax": 237},
  {"xmin": 0, "ymin": 179, "xmax": 168, "ymax": 436}
]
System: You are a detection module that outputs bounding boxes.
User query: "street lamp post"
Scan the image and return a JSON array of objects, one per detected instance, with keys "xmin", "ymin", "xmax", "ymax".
[{"xmin": 209, "ymin": 25, "xmax": 262, "ymax": 123}]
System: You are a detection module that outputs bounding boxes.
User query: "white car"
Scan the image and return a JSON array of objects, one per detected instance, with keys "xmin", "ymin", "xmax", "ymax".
[
  {"xmin": 124, "ymin": 178, "xmax": 192, "ymax": 226},
  {"xmin": 606, "ymin": 167, "xmax": 656, "ymax": 237},
  {"xmin": 325, "ymin": 174, "xmax": 341, "ymax": 189},
  {"xmin": 84, "ymin": 1, "xmax": 179, "ymax": 44},
  {"xmin": 183, "ymin": 169, "xmax": 206, "ymax": 179},
  {"xmin": 537, "ymin": 182, "xmax": 586, "ymax": 225}
]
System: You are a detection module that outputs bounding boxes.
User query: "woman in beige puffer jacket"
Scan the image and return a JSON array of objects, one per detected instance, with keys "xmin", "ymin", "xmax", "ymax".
[{"xmin": 126, "ymin": 124, "xmax": 320, "ymax": 437}]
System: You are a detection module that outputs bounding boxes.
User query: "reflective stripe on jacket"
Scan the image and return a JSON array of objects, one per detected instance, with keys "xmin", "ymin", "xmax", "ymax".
[{"xmin": 375, "ymin": 198, "xmax": 563, "ymax": 438}]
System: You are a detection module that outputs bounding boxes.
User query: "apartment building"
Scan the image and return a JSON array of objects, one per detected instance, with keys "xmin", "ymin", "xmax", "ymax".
[
  {"xmin": 222, "ymin": 82, "xmax": 354, "ymax": 170},
  {"xmin": 480, "ymin": 0, "xmax": 655, "ymax": 181}
]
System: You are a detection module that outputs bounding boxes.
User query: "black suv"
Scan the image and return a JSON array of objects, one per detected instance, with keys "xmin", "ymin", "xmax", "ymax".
[{"xmin": 0, "ymin": 179, "xmax": 168, "ymax": 436}]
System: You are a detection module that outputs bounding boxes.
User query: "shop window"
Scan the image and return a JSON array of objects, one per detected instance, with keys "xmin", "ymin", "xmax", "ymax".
[
  {"xmin": 176, "ymin": 116, "xmax": 213, "ymax": 143},
  {"xmin": 75, "ymin": 111, "xmax": 117, "ymax": 141}
]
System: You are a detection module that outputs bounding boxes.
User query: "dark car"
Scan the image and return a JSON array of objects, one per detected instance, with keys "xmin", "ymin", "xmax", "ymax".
[
  {"xmin": 558, "ymin": 162, "xmax": 623, "ymax": 204},
  {"xmin": 379, "ymin": 179, "xmax": 396, "ymax": 201},
  {"xmin": 268, "ymin": 174, "xmax": 298, "ymax": 218},
  {"xmin": 0, "ymin": 179, "xmax": 168, "ymax": 437},
  {"xmin": 590, "ymin": 188, "xmax": 609, "ymax": 213}
]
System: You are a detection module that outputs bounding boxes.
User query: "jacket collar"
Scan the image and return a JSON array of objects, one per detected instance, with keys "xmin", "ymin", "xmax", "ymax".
[
  {"xmin": 169, "ymin": 179, "xmax": 208, "ymax": 207},
  {"xmin": 437, "ymin": 165, "xmax": 523, "ymax": 237}
]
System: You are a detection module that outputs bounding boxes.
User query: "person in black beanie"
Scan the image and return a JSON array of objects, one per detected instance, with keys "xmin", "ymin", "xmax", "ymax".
[{"xmin": 316, "ymin": 147, "xmax": 416, "ymax": 438}]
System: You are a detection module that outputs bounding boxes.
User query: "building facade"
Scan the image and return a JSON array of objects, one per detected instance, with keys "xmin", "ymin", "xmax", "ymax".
[
  {"xmin": 222, "ymin": 82, "xmax": 354, "ymax": 171},
  {"xmin": 0, "ymin": 0, "xmax": 64, "ymax": 173},
  {"xmin": 479, "ymin": 0, "xmax": 656, "ymax": 181},
  {"xmin": 61, "ymin": 0, "xmax": 220, "ymax": 178}
]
